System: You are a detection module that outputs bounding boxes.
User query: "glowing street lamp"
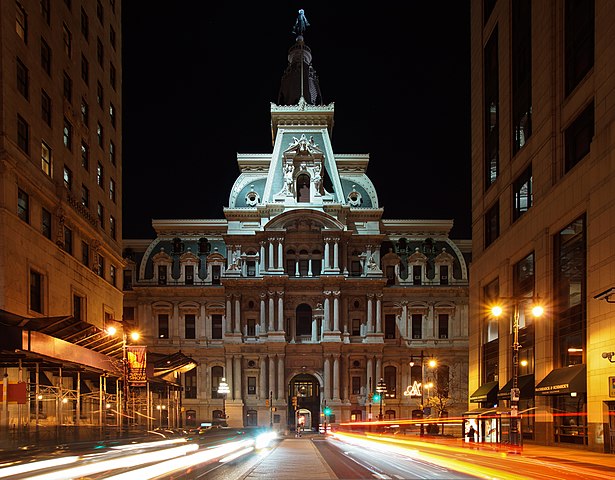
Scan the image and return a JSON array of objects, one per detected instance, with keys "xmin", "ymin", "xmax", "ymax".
[
  {"xmin": 491, "ymin": 297, "xmax": 544, "ymax": 449},
  {"xmin": 376, "ymin": 378, "xmax": 387, "ymax": 421}
]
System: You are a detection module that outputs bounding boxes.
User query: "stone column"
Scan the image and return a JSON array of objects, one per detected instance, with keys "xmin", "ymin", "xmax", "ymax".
[
  {"xmin": 268, "ymin": 291, "xmax": 275, "ymax": 331},
  {"xmin": 324, "ymin": 238, "xmax": 330, "ymax": 270},
  {"xmin": 259, "ymin": 356, "xmax": 267, "ymax": 399},
  {"xmin": 308, "ymin": 256, "xmax": 313, "ymax": 277},
  {"xmin": 333, "ymin": 239, "xmax": 339, "ymax": 270},
  {"xmin": 233, "ymin": 356, "xmax": 241, "ymax": 399},
  {"xmin": 234, "ymin": 295, "xmax": 241, "ymax": 333},
  {"xmin": 333, "ymin": 355, "xmax": 340, "ymax": 400},
  {"xmin": 376, "ymin": 294, "xmax": 382, "ymax": 333},
  {"xmin": 366, "ymin": 357, "xmax": 373, "ymax": 397},
  {"xmin": 277, "ymin": 291, "xmax": 284, "ymax": 332},
  {"xmin": 376, "ymin": 357, "xmax": 382, "ymax": 381},
  {"xmin": 333, "ymin": 291, "xmax": 340, "ymax": 332},
  {"xmin": 311, "ymin": 312, "xmax": 318, "ymax": 342},
  {"xmin": 324, "ymin": 356, "xmax": 331, "ymax": 401},
  {"xmin": 277, "ymin": 238, "xmax": 283, "ymax": 270},
  {"xmin": 367, "ymin": 294, "xmax": 374, "ymax": 333},
  {"xmin": 225, "ymin": 295, "xmax": 232, "ymax": 334},
  {"xmin": 268, "ymin": 356, "xmax": 276, "ymax": 400},
  {"xmin": 260, "ymin": 293, "xmax": 267, "ymax": 335},
  {"xmin": 401, "ymin": 301, "xmax": 408, "ymax": 338},
  {"xmin": 199, "ymin": 303, "xmax": 206, "ymax": 339},
  {"xmin": 225, "ymin": 356, "xmax": 233, "ymax": 398},
  {"xmin": 259, "ymin": 241, "xmax": 266, "ymax": 274},
  {"xmin": 323, "ymin": 292, "xmax": 331, "ymax": 332},
  {"xmin": 277, "ymin": 356, "xmax": 285, "ymax": 400},
  {"xmin": 268, "ymin": 238, "xmax": 275, "ymax": 271}
]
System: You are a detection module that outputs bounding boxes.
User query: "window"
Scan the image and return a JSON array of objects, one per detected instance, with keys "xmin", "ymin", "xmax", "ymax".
[
  {"xmin": 81, "ymin": 184, "xmax": 89, "ymax": 207},
  {"xmin": 17, "ymin": 115, "xmax": 29, "ymax": 154},
  {"xmin": 123, "ymin": 270, "xmax": 132, "ymax": 291},
  {"xmin": 413, "ymin": 265, "xmax": 422, "ymax": 285},
  {"xmin": 513, "ymin": 165, "xmax": 533, "ymax": 221},
  {"xmin": 440, "ymin": 265, "xmax": 449, "ymax": 285},
  {"xmin": 80, "ymin": 7, "xmax": 89, "ymax": 39},
  {"xmin": 97, "ymin": 122, "xmax": 103, "ymax": 147},
  {"xmin": 212, "ymin": 314, "xmax": 223, "ymax": 339},
  {"xmin": 41, "ymin": 208, "xmax": 52, "ymax": 239},
  {"xmin": 97, "ymin": 162, "xmax": 104, "ymax": 187},
  {"xmin": 514, "ymin": 252, "xmax": 535, "ymax": 297},
  {"xmin": 158, "ymin": 314, "xmax": 169, "ymax": 339},
  {"xmin": 110, "ymin": 63, "xmax": 116, "ymax": 90},
  {"xmin": 384, "ymin": 314, "xmax": 396, "ymax": 339},
  {"xmin": 109, "ymin": 141, "xmax": 116, "ymax": 165},
  {"xmin": 438, "ymin": 314, "xmax": 449, "ymax": 339},
  {"xmin": 185, "ymin": 369, "xmax": 197, "ymax": 399},
  {"xmin": 351, "ymin": 319, "xmax": 361, "ymax": 336},
  {"xmin": 248, "ymin": 376, "xmax": 256, "ymax": 395},
  {"xmin": 565, "ymin": 102, "xmax": 594, "ymax": 173},
  {"xmin": 109, "ymin": 103, "xmax": 116, "ymax": 127},
  {"xmin": 16, "ymin": 57, "xmax": 29, "ymax": 99},
  {"xmin": 73, "ymin": 294, "xmax": 83, "ymax": 321},
  {"xmin": 63, "ymin": 165, "xmax": 72, "ymax": 190},
  {"xmin": 63, "ymin": 72, "xmax": 72, "ymax": 102},
  {"xmin": 96, "ymin": 81, "xmax": 103, "ymax": 107},
  {"xmin": 97, "ymin": 202, "xmax": 104, "ymax": 228},
  {"xmin": 16, "ymin": 1, "xmax": 27, "ymax": 42},
  {"xmin": 82, "ymin": 240, "xmax": 89, "ymax": 266},
  {"xmin": 411, "ymin": 314, "xmax": 422, "ymax": 339},
  {"xmin": 96, "ymin": 253, "xmax": 104, "ymax": 277},
  {"xmin": 40, "ymin": 38, "xmax": 51, "ymax": 75},
  {"xmin": 110, "ymin": 264, "xmax": 116, "ymax": 286},
  {"xmin": 81, "ymin": 141, "xmax": 89, "ymax": 170},
  {"xmin": 565, "ymin": 0, "xmax": 594, "ymax": 96},
  {"xmin": 78, "ymin": 99, "xmax": 88, "ymax": 127},
  {"xmin": 63, "ymin": 225, "xmax": 72, "ymax": 254},
  {"xmin": 110, "ymin": 26, "xmax": 116, "ymax": 49},
  {"xmin": 384, "ymin": 366, "xmax": 397, "ymax": 398},
  {"xmin": 62, "ymin": 24, "xmax": 71, "ymax": 57},
  {"xmin": 512, "ymin": 0, "xmax": 532, "ymax": 154},
  {"xmin": 485, "ymin": 201, "xmax": 499, "ymax": 247},
  {"xmin": 41, "ymin": 141, "xmax": 51, "ymax": 176},
  {"xmin": 41, "ymin": 90, "xmax": 51, "ymax": 126},
  {"xmin": 158, "ymin": 265, "xmax": 167, "ymax": 285},
  {"xmin": 63, "ymin": 117, "xmax": 72, "ymax": 150},
  {"xmin": 211, "ymin": 366, "xmax": 223, "ymax": 398},
  {"xmin": 247, "ymin": 318, "xmax": 256, "ymax": 336},
  {"xmin": 185, "ymin": 314, "xmax": 196, "ymax": 339},
  {"xmin": 30, "ymin": 269, "xmax": 43, "ymax": 313},
  {"xmin": 110, "ymin": 215, "xmax": 116, "ymax": 239},
  {"xmin": 352, "ymin": 376, "xmax": 361, "ymax": 395},
  {"xmin": 81, "ymin": 54, "xmax": 89, "ymax": 84},
  {"xmin": 484, "ymin": 29, "xmax": 499, "ymax": 189},
  {"xmin": 18, "ymin": 188, "xmax": 29, "ymax": 222},
  {"xmin": 185, "ymin": 265, "xmax": 193, "ymax": 284},
  {"xmin": 96, "ymin": 0, "xmax": 103, "ymax": 23},
  {"xmin": 40, "ymin": 0, "xmax": 50, "ymax": 24},
  {"xmin": 96, "ymin": 37, "xmax": 104, "ymax": 66}
]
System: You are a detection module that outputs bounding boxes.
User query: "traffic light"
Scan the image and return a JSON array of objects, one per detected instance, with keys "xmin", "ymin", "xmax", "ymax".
[
  {"xmin": 372, "ymin": 393, "xmax": 381, "ymax": 402},
  {"xmin": 323, "ymin": 406, "xmax": 332, "ymax": 416},
  {"xmin": 292, "ymin": 396, "xmax": 298, "ymax": 408}
]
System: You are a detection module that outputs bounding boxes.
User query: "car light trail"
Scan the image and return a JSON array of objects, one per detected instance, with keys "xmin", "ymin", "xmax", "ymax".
[{"xmin": 0, "ymin": 456, "xmax": 79, "ymax": 478}]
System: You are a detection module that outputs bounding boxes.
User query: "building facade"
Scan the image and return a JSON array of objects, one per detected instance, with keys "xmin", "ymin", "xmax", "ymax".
[
  {"xmin": 0, "ymin": 0, "xmax": 125, "ymax": 430},
  {"xmin": 123, "ymin": 30, "xmax": 471, "ymax": 431},
  {"xmin": 469, "ymin": 0, "xmax": 615, "ymax": 452}
]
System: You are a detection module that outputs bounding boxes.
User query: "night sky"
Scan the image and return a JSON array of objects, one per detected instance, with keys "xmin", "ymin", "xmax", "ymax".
[{"xmin": 121, "ymin": 4, "xmax": 471, "ymax": 240}]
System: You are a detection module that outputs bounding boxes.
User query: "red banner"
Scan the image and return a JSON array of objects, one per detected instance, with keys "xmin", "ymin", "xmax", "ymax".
[
  {"xmin": 0, "ymin": 382, "xmax": 27, "ymax": 404},
  {"xmin": 126, "ymin": 346, "xmax": 147, "ymax": 386}
]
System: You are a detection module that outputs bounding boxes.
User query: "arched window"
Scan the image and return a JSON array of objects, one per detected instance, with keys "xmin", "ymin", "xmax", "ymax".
[
  {"xmin": 185, "ymin": 409, "xmax": 197, "ymax": 427},
  {"xmin": 350, "ymin": 409, "xmax": 363, "ymax": 422},
  {"xmin": 297, "ymin": 174, "xmax": 310, "ymax": 202},
  {"xmin": 384, "ymin": 366, "xmax": 397, "ymax": 398},
  {"xmin": 246, "ymin": 409, "xmax": 258, "ymax": 426},
  {"xmin": 385, "ymin": 409, "xmax": 396, "ymax": 420},
  {"xmin": 296, "ymin": 304, "xmax": 312, "ymax": 336}
]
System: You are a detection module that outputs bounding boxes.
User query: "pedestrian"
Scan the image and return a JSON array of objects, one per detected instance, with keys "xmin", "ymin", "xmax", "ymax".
[{"xmin": 467, "ymin": 424, "xmax": 476, "ymax": 442}]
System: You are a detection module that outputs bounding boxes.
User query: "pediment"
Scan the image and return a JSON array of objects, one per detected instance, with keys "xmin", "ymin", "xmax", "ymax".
[
  {"xmin": 283, "ymin": 134, "xmax": 324, "ymax": 160},
  {"xmin": 152, "ymin": 249, "xmax": 172, "ymax": 263}
]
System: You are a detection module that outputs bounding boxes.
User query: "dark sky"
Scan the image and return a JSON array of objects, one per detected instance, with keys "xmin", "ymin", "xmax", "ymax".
[{"xmin": 121, "ymin": 4, "xmax": 471, "ymax": 240}]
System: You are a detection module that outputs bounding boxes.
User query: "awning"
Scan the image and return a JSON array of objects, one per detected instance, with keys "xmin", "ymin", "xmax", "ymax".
[
  {"xmin": 535, "ymin": 364, "xmax": 586, "ymax": 395},
  {"xmin": 497, "ymin": 374, "xmax": 535, "ymax": 400},
  {"xmin": 470, "ymin": 380, "xmax": 499, "ymax": 403}
]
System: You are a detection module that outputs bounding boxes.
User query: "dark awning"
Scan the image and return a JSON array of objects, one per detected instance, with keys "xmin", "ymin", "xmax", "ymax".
[
  {"xmin": 497, "ymin": 374, "xmax": 535, "ymax": 400},
  {"xmin": 535, "ymin": 364, "xmax": 586, "ymax": 395},
  {"xmin": 470, "ymin": 380, "xmax": 499, "ymax": 403}
]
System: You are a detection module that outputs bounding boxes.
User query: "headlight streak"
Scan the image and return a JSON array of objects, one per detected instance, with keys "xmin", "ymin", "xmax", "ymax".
[
  {"xmin": 0, "ymin": 456, "xmax": 79, "ymax": 478},
  {"xmin": 332, "ymin": 432, "xmax": 522, "ymax": 480},
  {"xmin": 219, "ymin": 447, "xmax": 254, "ymax": 463},
  {"xmin": 25, "ymin": 444, "xmax": 199, "ymax": 480},
  {"xmin": 254, "ymin": 431, "xmax": 278, "ymax": 449},
  {"xmin": 104, "ymin": 439, "xmax": 255, "ymax": 480},
  {"xmin": 109, "ymin": 438, "xmax": 187, "ymax": 450}
]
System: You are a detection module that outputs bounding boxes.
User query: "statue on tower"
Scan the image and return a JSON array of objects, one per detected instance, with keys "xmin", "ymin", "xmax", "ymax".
[{"xmin": 292, "ymin": 9, "xmax": 310, "ymax": 38}]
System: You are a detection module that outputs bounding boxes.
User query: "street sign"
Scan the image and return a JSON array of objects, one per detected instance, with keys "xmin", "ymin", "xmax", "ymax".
[{"xmin": 510, "ymin": 387, "xmax": 520, "ymax": 402}]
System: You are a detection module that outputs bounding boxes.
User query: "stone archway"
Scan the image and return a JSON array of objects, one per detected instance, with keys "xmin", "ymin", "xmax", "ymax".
[{"xmin": 289, "ymin": 373, "xmax": 320, "ymax": 431}]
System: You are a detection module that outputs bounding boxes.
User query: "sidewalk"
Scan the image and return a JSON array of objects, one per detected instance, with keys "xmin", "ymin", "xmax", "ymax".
[{"xmin": 242, "ymin": 437, "xmax": 336, "ymax": 479}]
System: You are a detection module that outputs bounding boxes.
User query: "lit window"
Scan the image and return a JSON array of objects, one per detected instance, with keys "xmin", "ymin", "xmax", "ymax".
[
  {"xmin": 41, "ymin": 141, "xmax": 51, "ymax": 176},
  {"xmin": 63, "ymin": 118, "xmax": 73, "ymax": 150},
  {"xmin": 63, "ymin": 165, "xmax": 72, "ymax": 190},
  {"xmin": 18, "ymin": 188, "xmax": 29, "ymax": 223},
  {"xmin": 97, "ymin": 163, "xmax": 104, "ymax": 187},
  {"xmin": 16, "ymin": 1, "xmax": 27, "ymax": 42}
]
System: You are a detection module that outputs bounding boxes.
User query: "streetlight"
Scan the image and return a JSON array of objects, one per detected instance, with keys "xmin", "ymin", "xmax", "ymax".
[
  {"xmin": 409, "ymin": 353, "xmax": 436, "ymax": 436},
  {"xmin": 107, "ymin": 326, "xmax": 140, "ymax": 433},
  {"xmin": 376, "ymin": 378, "xmax": 387, "ymax": 421},
  {"xmin": 217, "ymin": 377, "xmax": 230, "ymax": 425},
  {"xmin": 491, "ymin": 297, "xmax": 544, "ymax": 449}
]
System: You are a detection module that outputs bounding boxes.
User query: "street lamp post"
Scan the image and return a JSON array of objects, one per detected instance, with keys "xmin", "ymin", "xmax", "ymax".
[
  {"xmin": 108, "ymin": 326, "xmax": 140, "ymax": 434},
  {"xmin": 409, "ymin": 353, "xmax": 436, "ymax": 436},
  {"xmin": 491, "ymin": 298, "xmax": 543, "ymax": 450},
  {"xmin": 376, "ymin": 378, "xmax": 387, "ymax": 421},
  {"xmin": 217, "ymin": 378, "xmax": 230, "ymax": 425}
]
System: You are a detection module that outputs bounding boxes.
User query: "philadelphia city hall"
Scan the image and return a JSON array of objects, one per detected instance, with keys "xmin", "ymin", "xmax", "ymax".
[{"xmin": 123, "ymin": 13, "xmax": 470, "ymax": 431}]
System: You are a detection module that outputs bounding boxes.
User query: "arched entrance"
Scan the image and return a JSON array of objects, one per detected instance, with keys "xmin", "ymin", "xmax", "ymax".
[{"xmin": 289, "ymin": 373, "xmax": 320, "ymax": 431}]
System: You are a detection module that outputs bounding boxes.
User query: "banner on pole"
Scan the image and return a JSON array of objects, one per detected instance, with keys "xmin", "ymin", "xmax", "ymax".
[{"xmin": 127, "ymin": 345, "xmax": 147, "ymax": 386}]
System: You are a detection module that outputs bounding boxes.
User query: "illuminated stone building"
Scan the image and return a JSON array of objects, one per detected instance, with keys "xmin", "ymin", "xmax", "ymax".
[
  {"xmin": 123, "ymin": 24, "xmax": 471, "ymax": 430},
  {"xmin": 469, "ymin": 0, "xmax": 615, "ymax": 452}
]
